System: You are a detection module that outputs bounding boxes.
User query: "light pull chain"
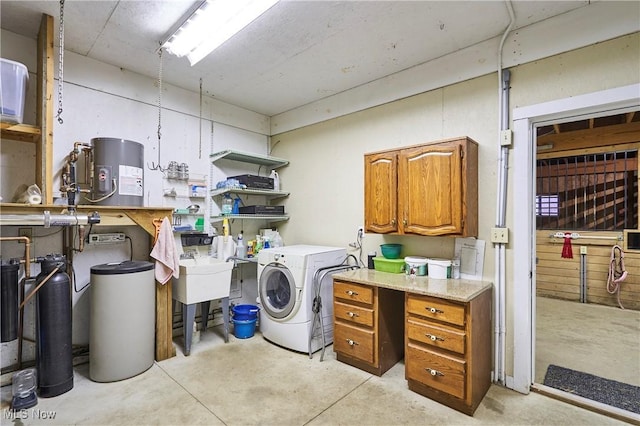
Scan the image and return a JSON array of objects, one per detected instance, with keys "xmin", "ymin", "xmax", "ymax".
[
  {"xmin": 56, "ymin": 0, "xmax": 65, "ymax": 124},
  {"xmin": 148, "ymin": 48, "xmax": 164, "ymax": 171}
]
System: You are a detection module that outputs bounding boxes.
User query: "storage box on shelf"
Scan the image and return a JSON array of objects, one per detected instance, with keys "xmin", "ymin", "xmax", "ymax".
[
  {"xmin": 0, "ymin": 58, "xmax": 28, "ymax": 124},
  {"xmin": 0, "ymin": 14, "xmax": 54, "ymax": 204}
]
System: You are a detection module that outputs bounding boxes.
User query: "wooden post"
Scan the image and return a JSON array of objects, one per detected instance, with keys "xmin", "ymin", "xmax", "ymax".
[{"xmin": 37, "ymin": 14, "xmax": 54, "ymax": 205}]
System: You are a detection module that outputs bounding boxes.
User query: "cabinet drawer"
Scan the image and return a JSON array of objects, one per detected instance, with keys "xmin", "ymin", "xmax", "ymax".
[
  {"xmin": 406, "ymin": 295, "xmax": 465, "ymax": 327},
  {"xmin": 407, "ymin": 317, "xmax": 466, "ymax": 355},
  {"xmin": 335, "ymin": 301, "xmax": 374, "ymax": 327},
  {"xmin": 334, "ymin": 321, "xmax": 375, "ymax": 364},
  {"xmin": 406, "ymin": 343, "xmax": 466, "ymax": 400},
  {"xmin": 334, "ymin": 281, "xmax": 374, "ymax": 305}
]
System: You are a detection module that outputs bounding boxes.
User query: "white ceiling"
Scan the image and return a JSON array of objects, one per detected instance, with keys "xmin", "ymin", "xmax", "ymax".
[{"xmin": 1, "ymin": 1, "xmax": 593, "ymax": 117}]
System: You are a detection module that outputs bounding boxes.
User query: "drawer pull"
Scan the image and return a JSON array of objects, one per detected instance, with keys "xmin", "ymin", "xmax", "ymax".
[
  {"xmin": 426, "ymin": 368, "xmax": 444, "ymax": 377},
  {"xmin": 346, "ymin": 290, "xmax": 359, "ymax": 296},
  {"xmin": 347, "ymin": 311, "xmax": 359, "ymax": 318},
  {"xmin": 425, "ymin": 333, "xmax": 444, "ymax": 342},
  {"xmin": 425, "ymin": 306, "xmax": 444, "ymax": 314},
  {"xmin": 346, "ymin": 339, "xmax": 359, "ymax": 346}
]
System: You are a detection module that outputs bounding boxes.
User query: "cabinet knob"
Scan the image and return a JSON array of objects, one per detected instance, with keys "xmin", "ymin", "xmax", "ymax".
[
  {"xmin": 425, "ymin": 333, "xmax": 444, "ymax": 342},
  {"xmin": 347, "ymin": 311, "xmax": 359, "ymax": 318},
  {"xmin": 346, "ymin": 339, "xmax": 359, "ymax": 346},
  {"xmin": 403, "ymin": 218, "xmax": 407, "ymax": 226},
  {"xmin": 346, "ymin": 290, "xmax": 359, "ymax": 296},
  {"xmin": 426, "ymin": 368, "xmax": 444, "ymax": 377},
  {"xmin": 391, "ymin": 218, "xmax": 396, "ymax": 226},
  {"xmin": 425, "ymin": 306, "xmax": 444, "ymax": 314}
]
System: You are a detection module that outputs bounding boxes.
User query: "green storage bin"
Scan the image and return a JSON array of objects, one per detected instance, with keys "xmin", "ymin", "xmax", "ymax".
[{"xmin": 373, "ymin": 257, "xmax": 405, "ymax": 273}]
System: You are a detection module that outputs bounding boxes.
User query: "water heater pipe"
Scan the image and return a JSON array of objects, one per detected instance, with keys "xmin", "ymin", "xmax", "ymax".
[
  {"xmin": 0, "ymin": 211, "xmax": 100, "ymax": 227},
  {"xmin": 494, "ymin": 0, "xmax": 515, "ymax": 386}
]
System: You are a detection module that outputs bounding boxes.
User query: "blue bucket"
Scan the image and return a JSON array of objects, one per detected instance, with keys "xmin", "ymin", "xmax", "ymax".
[
  {"xmin": 232, "ymin": 304, "xmax": 259, "ymax": 321},
  {"xmin": 233, "ymin": 318, "xmax": 257, "ymax": 339}
]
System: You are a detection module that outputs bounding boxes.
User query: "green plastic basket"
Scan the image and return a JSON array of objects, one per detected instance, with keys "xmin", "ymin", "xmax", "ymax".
[{"xmin": 373, "ymin": 257, "xmax": 405, "ymax": 273}]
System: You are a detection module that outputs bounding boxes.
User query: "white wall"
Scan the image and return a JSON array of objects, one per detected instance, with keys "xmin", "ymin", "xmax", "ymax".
[
  {"xmin": 1, "ymin": 29, "xmax": 271, "ymax": 368},
  {"xmin": 271, "ymin": 33, "xmax": 640, "ymax": 381}
]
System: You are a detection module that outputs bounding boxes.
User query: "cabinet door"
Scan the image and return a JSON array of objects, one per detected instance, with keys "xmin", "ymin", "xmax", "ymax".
[
  {"xmin": 398, "ymin": 142, "xmax": 463, "ymax": 235},
  {"xmin": 364, "ymin": 152, "xmax": 398, "ymax": 233}
]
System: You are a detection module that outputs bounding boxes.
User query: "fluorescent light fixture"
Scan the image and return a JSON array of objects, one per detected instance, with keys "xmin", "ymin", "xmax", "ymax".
[{"xmin": 162, "ymin": 0, "xmax": 279, "ymax": 66}]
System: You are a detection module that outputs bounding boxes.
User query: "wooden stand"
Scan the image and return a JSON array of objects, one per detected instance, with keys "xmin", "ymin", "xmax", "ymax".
[{"xmin": 0, "ymin": 203, "xmax": 176, "ymax": 361}]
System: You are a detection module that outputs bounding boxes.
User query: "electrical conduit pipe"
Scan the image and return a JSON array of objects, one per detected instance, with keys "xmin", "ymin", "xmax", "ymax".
[{"xmin": 494, "ymin": 0, "xmax": 515, "ymax": 386}]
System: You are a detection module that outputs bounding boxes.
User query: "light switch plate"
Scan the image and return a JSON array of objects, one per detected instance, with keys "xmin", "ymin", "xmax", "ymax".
[
  {"xmin": 491, "ymin": 227, "xmax": 509, "ymax": 243},
  {"xmin": 500, "ymin": 129, "xmax": 512, "ymax": 146}
]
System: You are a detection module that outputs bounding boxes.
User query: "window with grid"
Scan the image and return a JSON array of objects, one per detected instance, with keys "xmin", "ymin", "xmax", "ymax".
[{"xmin": 536, "ymin": 150, "xmax": 638, "ymax": 230}]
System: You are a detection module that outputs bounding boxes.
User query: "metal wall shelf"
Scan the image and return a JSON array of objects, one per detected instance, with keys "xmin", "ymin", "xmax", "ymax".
[
  {"xmin": 211, "ymin": 187, "xmax": 289, "ymax": 200},
  {"xmin": 210, "ymin": 149, "xmax": 289, "ymax": 169},
  {"xmin": 210, "ymin": 214, "xmax": 289, "ymax": 223}
]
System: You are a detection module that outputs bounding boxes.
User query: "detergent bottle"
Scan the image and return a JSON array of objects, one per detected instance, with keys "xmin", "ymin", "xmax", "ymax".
[{"xmin": 269, "ymin": 170, "xmax": 280, "ymax": 191}]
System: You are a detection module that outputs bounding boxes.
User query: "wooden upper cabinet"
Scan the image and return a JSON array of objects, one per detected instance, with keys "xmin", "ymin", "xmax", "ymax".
[
  {"xmin": 364, "ymin": 137, "xmax": 478, "ymax": 237},
  {"xmin": 364, "ymin": 151, "xmax": 398, "ymax": 233}
]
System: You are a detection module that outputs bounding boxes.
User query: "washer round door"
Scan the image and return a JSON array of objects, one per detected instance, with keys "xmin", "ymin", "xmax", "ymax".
[{"xmin": 259, "ymin": 263, "xmax": 297, "ymax": 320}]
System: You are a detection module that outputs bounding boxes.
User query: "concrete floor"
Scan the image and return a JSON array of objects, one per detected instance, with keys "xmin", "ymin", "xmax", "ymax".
[
  {"xmin": 535, "ymin": 296, "xmax": 640, "ymax": 387},
  {"xmin": 0, "ymin": 323, "xmax": 632, "ymax": 426}
]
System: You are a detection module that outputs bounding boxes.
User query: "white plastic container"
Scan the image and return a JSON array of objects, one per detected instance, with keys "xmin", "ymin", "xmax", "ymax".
[
  {"xmin": 427, "ymin": 258, "xmax": 451, "ymax": 279},
  {"xmin": 404, "ymin": 256, "xmax": 428, "ymax": 276},
  {"xmin": 0, "ymin": 58, "xmax": 29, "ymax": 124}
]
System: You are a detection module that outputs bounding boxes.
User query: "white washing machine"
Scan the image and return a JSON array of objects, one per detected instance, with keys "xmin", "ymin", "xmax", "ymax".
[{"xmin": 257, "ymin": 245, "xmax": 347, "ymax": 353}]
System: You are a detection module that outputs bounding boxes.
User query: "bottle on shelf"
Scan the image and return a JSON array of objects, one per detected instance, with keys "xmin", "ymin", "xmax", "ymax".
[
  {"xmin": 272, "ymin": 231, "xmax": 283, "ymax": 247},
  {"xmin": 270, "ymin": 170, "xmax": 280, "ymax": 191},
  {"xmin": 236, "ymin": 233, "xmax": 246, "ymax": 259},
  {"xmin": 222, "ymin": 194, "xmax": 233, "ymax": 215}
]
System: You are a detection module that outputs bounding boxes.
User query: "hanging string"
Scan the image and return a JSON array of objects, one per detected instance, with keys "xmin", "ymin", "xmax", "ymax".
[
  {"xmin": 56, "ymin": 0, "xmax": 65, "ymax": 124},
  {"xmin": 199, "ymin": 78, "xmax": 203, "ymax": 159}
]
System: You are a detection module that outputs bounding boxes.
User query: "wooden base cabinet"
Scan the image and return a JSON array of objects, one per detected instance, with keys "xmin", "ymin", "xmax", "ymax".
[
  {"xmin": 333, "ymin": 280, "xmax": 404, "ymax": 376},
  {"xmin": 404, "ymin": 289, "xmax": 492, "ymax": 415}
]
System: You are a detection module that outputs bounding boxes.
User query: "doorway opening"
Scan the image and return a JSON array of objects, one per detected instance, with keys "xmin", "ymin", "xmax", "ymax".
[
  {"xmin": 533, "ymin": 111, "xmax": 640, "ymax": 416},
  {"xmin": 511, "ymin": 84, "xmax": 640, "ymax": 423}
]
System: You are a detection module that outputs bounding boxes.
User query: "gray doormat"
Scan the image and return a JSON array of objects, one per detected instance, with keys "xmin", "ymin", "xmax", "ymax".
[{"xmin": 543, "ymin": 364, "xmax": 640, "ymax": 414}]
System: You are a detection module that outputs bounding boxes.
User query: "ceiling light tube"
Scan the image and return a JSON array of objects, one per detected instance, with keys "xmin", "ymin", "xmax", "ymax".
[{"xmin": 162, "ymin": 0, "xmax": 279, "ymax": 66}]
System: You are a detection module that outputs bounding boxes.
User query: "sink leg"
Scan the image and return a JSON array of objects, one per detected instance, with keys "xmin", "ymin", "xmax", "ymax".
[
  {"xmin": 200, "ymin": 301, "xmax": 211, "ymax": 332},
  {"xmin": 222, "ymin": 297, "xmax": 230, "ymax": 343},
  {"xmin": 183, "ymin": 303, "xmax": 196, "ymax": 356}
]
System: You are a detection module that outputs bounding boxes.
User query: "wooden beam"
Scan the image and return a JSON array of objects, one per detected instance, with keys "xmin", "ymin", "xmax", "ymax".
[
  {"xmin": 553, "ymin": 124, "xmax": 561, "ymax": 134},
  {"xmin": 537, "ymin": 121, "xmax": 640, "ymax": 153},
  {"xmin": 627, "ymin": 112, "xmax": 636, "ymax": 123},
  {"xmin": 37, "ymin": 14, "xmax": 54, "ymax": 205},
  {"xmin": 0, "ymin": 123, "xmax": 41, "ymax": 143}
]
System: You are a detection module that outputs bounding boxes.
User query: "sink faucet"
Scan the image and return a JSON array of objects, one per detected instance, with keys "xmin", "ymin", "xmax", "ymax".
[{"xmin": 180, "ymin": 250, "xmax": 197, "ymax": 260}]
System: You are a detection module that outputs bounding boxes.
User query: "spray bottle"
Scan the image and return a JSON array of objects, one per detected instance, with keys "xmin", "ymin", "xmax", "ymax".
[
  {"xmin": 236, "ymin": 232, "xmax": 246, "ymax": 258},
  {"xmin": 269, "ymin": 170, "xmax": 280, "ymax": 191}
]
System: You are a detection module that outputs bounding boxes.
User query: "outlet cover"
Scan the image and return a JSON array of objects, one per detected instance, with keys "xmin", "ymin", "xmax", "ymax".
[
  {"xmin": 18, "ymin": 228, "xmax": 33, "ymax": 239},
  {"xmin": 491, "ymin": 227, "xmax": 509, "ymax": 243}
]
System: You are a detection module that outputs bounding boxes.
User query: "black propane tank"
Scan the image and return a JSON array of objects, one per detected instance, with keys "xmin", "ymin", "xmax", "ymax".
[
  {"xmin": 35, "ymin": 254, "xmax": 73, "ymax": 397},
  {"xmin": 1, "ymin": 258, "xmax": 20, "ymax": 342}
]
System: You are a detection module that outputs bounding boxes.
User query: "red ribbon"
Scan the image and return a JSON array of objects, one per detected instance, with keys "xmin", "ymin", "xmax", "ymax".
[{"xmin": 561, "ymin": 233, "xmax": 573, "ymax": 259}]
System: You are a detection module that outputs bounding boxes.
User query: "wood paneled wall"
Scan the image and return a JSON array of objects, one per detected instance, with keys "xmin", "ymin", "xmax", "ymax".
[{"xmin": 536, "ymin": 230, "xmax": 639, "ymax": 310}]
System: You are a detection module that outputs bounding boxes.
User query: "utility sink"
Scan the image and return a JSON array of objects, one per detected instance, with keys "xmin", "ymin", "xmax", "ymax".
[{"xmin": 172, "ymin": 258, "xmax": 234, "ymax": 304}]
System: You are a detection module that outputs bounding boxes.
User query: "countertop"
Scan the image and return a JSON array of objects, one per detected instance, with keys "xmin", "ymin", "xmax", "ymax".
[{"xmin": 332, "ymin": 268, "xmax": 492, "ymax": 303}]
